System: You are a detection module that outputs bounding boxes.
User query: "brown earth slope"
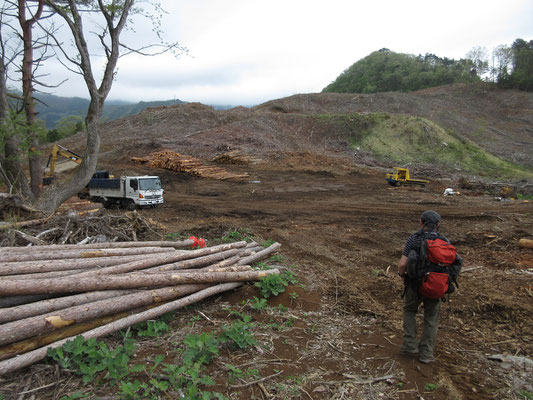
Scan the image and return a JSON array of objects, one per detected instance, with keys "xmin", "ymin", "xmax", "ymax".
[{"xmin": 59, "ymin": 84, "xmax": 533, "ymax": 174}]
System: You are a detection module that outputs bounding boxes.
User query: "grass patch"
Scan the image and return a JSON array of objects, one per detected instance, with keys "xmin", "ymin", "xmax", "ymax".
[{"xmin": 315, "ymin": 112, "xmax": 533, "ymax": 179}]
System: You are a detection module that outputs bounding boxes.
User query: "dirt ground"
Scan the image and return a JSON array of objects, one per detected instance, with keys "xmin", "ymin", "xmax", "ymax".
[
  {"xmin": 156, "ymin": 158, "xmax": 533, "ymax": 399},
  {"xmin": 1, "ymin": 156, "xmax": 533, "ymax": 399}
]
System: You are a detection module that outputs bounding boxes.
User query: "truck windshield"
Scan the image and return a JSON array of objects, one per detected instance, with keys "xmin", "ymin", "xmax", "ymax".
[{"xmin": 139, "ymin": 178, "xmax": 162, "ymax": 190}]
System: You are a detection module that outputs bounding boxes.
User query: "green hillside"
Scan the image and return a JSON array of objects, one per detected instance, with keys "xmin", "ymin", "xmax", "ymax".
[
  {"xmin": 33, "ymin": 94, "xmax": 186, "ymax": 129},
  {"xmin": 323, "ymin": 49, "xmax": 479, "ymax": 94},
  {"xmin": 315, "ymin": 112, "xmax": 533, "ymax": 179}
]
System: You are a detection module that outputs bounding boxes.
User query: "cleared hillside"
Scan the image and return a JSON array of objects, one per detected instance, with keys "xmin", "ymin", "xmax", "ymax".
[
  {"xmin": 256, "ymin": 85, "xmax": 533, "ymax": 170},
  {"xmin": 58, "ymin": 84, "xmax": 533, "ymax": 181}
]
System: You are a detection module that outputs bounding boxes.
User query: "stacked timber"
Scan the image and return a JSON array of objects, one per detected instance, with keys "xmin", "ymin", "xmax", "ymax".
[
  {"xmin": 132, "ymin": 150, "xmax": 250, "ymax": 181},
  {"xmin": 213, "ymin": 150, "xmax": 255, "ymax": 165},
  {"xmin": 0, "ymin": 239, "xmax": 281, "ymax": 375}
]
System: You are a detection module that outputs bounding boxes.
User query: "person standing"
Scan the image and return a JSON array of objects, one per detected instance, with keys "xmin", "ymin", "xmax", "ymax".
[{"xmin": 397, "ymin": 210, "xmax": 460, "ymax": 364}]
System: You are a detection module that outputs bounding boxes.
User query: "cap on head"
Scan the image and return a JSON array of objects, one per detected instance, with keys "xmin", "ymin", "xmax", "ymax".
[{"xmin": 421, "ymin": 210, "xmax": 441, "ymax": 225}]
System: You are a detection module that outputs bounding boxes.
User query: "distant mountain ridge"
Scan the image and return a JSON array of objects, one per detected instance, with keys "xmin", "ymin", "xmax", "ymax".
[{"xmin": 33, "ymin": 93, "xmax": 187, "ymax": 128}]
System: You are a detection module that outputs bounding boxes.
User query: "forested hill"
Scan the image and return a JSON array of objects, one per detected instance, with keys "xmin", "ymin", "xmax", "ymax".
[
  {"xmin": 322, "ymin": 49, "xmax": 479, "ymax": 94},
  {"xmin": 34, "ymin": 93, "xmax": 186, "ymax": 129},
  {"xmin": 323, "ymin": 40, "xmax": 533, "ymax": 94}
]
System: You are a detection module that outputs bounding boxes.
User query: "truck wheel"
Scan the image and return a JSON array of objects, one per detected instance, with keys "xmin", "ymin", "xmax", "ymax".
[{"xmin": 126, "ymin": 200, "xmax": 136, "ymax": 211}]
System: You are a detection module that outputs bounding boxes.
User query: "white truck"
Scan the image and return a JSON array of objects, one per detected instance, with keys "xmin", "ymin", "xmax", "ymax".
[{"xmin": 84, "ymin": 172, "xmax": 164, "ymax": 210}]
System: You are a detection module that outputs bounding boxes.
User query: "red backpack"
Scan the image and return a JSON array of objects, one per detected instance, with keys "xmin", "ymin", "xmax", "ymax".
[{"xmin": 418, "ymin": 236, "xmax": 460, "ymax": 300}]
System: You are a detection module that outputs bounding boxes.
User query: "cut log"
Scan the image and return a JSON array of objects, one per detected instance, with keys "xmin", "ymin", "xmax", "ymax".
[
  {"xmin": 0, "ymin": 294, "xmax": 54, "ymax": 309},
  {"xmin": 0, "ymin": 283, "xmax": 210, "ymax": 346},
  {"xmin": 73, "ymin": 241, "xmax": 247, "ymax": 277},
  {"xmin": 13, "ymin": 230, "xmax": 46, "ymax": 246},
  {"xmin": 203, "ymin": 255, "xmax": 240, "ymax": 269},
  {"xmin": 2, "ymin": 269, "xmax": 90, "ymax": 280},
  {"xmin": 0, "ymin": 246, "xmax": 175, "ymax": 262},
  {"xmin": 519, "ymin": 238, "xmax": 533, "ymax": 249},
  {"xmin": 141, "ymin": 248, "xmax": 243, "ymax": 273},
  {"xmin": 0, "ymin": 312, "xmax": 128, "ymax": 363},
  {"xmin": 0, "ymin": 217, "xmax": 52, "ymax": 230},
  {"xmin": 0, "ymin": 269, "xmax": 279, "ymax": 295},
  {"xmin": 238, "ymin": 242, "xmax": 281, "ymax": 265},
  {"xmin": 0, "ymin": 290, "xmax": 134, "ymax": 324},
  {"xmin": 0, "ymin": 282, "xmax": 242, "ymax": 375},
  {"xmin": 0, "ymin": 240, "xmax": 195, "ymax": 253},
  {"xmin": 198, "ymin": 265, "xmax": 252, "ymax": 273},
  {"xmin": 0, "ymin": 254, "xmax": 155, "ymax": 276}
]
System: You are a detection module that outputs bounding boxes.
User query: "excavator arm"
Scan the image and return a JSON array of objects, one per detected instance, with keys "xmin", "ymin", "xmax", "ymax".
[{"xmin": 43, "ymin": 144, "xmax": 83, "ymax": 185}]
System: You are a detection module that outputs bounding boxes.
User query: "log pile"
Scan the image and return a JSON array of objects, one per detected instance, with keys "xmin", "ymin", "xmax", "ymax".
[
  {"xmin": 212, "ymin": 150, "xmax": 256, "ymax": 165},
  {"xmin": 0, "ymin": 239, "xmax": 281, "ymax": 375},
  {"xmin": 131, "ymin": 150, "xmax": 250, "ymax": 181}
]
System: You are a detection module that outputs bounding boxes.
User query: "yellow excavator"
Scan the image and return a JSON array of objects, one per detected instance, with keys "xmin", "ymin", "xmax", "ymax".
[
  {"xmin": 385, "ymin": 167, "xmax": 429, "ymax": 187},
  {"xmin": 42, "ymin": 144, "xmax": 83, "ymax": 185}
]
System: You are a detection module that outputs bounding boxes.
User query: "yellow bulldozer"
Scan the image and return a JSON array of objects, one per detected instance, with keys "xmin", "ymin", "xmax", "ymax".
[{"xmin": 385, "ymin": 167, "xmax": 429, "ymax": 187}]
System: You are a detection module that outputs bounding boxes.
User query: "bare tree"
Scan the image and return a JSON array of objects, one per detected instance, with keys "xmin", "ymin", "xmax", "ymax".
[
  {"xmin": 0, "ymin": 1, "xmax": 183, "ymax": 214},
  {"xmin": 0, "ymin": 0, "xmax": 34, "ymax": 199},
  {"xmin": 32, "ymin": 0, "xmax": 135, "ymax": 213},
  {"xmin": 18, "ymin": 0, "xmax": 45, "ymax": 198}
]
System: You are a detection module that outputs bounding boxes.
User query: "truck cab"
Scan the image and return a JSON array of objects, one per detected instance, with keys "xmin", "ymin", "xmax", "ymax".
[
  {"xmin": 87, "ymin": 175, "xmax": 164, "ymax": 209},
  {"xmin": 127, "ymin": 176, "xmax": 164, "ymax": 207}
]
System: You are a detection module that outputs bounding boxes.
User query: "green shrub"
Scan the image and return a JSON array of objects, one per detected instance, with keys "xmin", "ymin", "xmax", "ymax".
[
  {"xmin": 225, "ymin": 363, "xmax": 259, "ymax": 383},
  {"xmin": 255, "ymin": 270, "xmax": 298, "ymax": 298},
  {"xmin": 47, "ymin": 336, "xmax": 142, "ymax": 384},
  {"xmin": 219, "ymin": 316, "xmax": 257, "ymax": 349},
  {"xmin": 132, "ymin": 319, "xmax": 170, "ymax": 337},
  {"xmin": 249, "ymin": 296, "xmax": 268, "ymax": 310},
  {"xmin": 182, "ymin": 332, "xmax": 220, "ymax": 365},
  {"xmin": 424, "ymin": 383, "xmax": 438, "ymax": 391}
]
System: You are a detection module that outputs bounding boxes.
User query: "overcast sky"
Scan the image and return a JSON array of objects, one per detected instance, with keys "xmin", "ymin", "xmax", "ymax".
[{"xmin": 43, "ymin": 0, "xmax": 533, "ymax": 106}]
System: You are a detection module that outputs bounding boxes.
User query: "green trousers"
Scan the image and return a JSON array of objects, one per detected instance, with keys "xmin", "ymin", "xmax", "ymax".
[{"xmin": 402, "ymin": 288, "xmax": 441, "ymax": 359}]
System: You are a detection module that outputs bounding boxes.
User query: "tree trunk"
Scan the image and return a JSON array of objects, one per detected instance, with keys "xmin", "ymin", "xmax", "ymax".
[
  {"xmin": 0, "ymin": 294, "xmax": 53, "ymax": 309},
  {"xmin": 0, "ymin": 239, "xmax": 195, "ymax": 252},
  {"xmin": 73, "ymin": 241, "xmax": 247, "ymax": 277},
  {"xmin": 238, "ymin": 242, "xmax": 281, "ymax": 265},
  {"xmin": 0, "ymin": 283, "xmax": 209, "ymax": 346},
  {"xmin": 208, "ymin": 255, "xmax": 240, "ymax": 269},
  {"xmin": 18, "ymin": 0, "xmax": 44, "ymax": 198},
  {"xmin": 35, "ymin": 0, "xmax": 135, "ymax": 214},
  {"xmin": 141, "ymin": 248, "xmax": 243, "ymax": 273},
  {"xmin": 0, "ymin": 312, "xmax": 129, "ymax": 363},
  {"xmin": 0, "ymin": 56, "xmax": 32, "ymax": 197},
  {"xmin": 0, "ymin": 282, "xmax": 242, "ymax": 375},
  {"xmin": 198, "ymin": 265, "xmax": 251, "ymax": 273},
  {"xmin": 3, "ymin": 269, "xmax": 90, "ymax": 280},
  {"xmin": 0, "ymin": 254, "xmax": 154, "ymax": 276},
  {"xmin": 0, "ymin": 269, "xmax": 279, "ymax": 295},
  {"xmin": 0, "ymin": 246, "xmax": 174, "ymax": 262},
  {"xmin": 0, "ymin": 290, "xmax": 134, "ymax": 324}
]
